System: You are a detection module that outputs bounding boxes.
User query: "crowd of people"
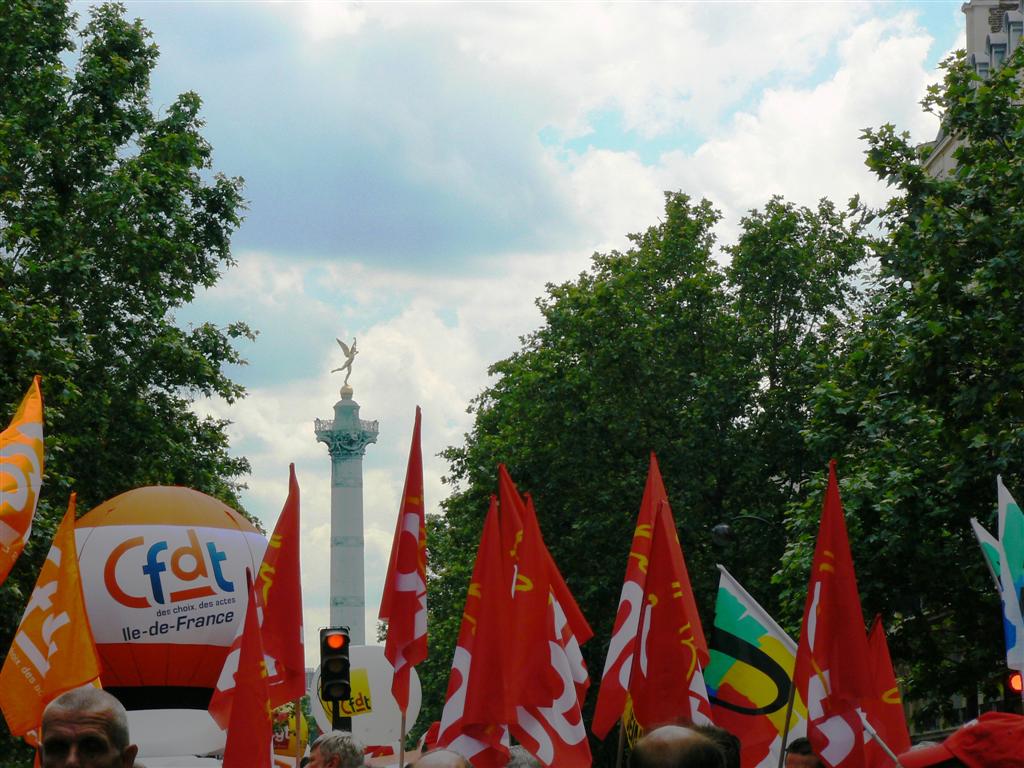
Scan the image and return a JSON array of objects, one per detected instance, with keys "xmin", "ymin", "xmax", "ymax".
[{"xmin": 35, "ymin": 686, "xmax": 1023, "ymax": 768}]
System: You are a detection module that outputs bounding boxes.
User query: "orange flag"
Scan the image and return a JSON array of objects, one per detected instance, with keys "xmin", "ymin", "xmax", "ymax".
[
  {"xmin": 863, "ymin": 617, "xmax": 910, "ymax": 767},
  {"xmin": 211, "ymin": 465, "xmax": 304, "ymax": 727},
  {"xmin": 593, "ymin": 453, "xmax": 711, "ymax": 737},
  {"xmin": 0, "ymin": 376, "xmax": 44, "ymax": 586},
  {"xmin": 380, "ymin": 407, "xmax": 427, "ymax": 713},
  {"xmin": 222, "ymin": 577, "xmax": 273, "ymax": 768},
  {"xmin": 0, "ymin": 494, "xmax": 101, "ymax": 747},
  {"xmin": 793, "ymin": 461, "xmax": 874, "ymax": 768},
  {"xmin": 437, "ymin": 498, "xmax": 512, "ymax": 767}
]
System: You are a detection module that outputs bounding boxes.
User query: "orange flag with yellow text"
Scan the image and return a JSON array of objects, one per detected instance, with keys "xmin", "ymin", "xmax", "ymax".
[
  {"xmin": 222, "ymin": 577, "xmax": 273, "ymax": 768},
  {"xmin": 0, "ymin": 495, "xmax": 101, "ymax": 747},
  {"xmin": 0, "ymin": 376, "xmax": 45, "ymax": 586}
]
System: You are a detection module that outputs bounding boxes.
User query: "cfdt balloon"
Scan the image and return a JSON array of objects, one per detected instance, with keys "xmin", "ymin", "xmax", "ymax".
[{"xmin": 75, "ymin": 486, "xmax": 267, "ymax": 708}]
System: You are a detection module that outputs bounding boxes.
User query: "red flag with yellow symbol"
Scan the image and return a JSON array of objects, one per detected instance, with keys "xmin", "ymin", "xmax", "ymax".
[
  {"xmin": 593, "ymin": 453, "xmax": 711, "ymax": 737},
  {"xmin": 628, "ymin": 501, "xmax": 713, "ymax": 729},
  {"xmin": 210, "ymin": 465, "xmax": 304, "ymax": 728},
  {"xmin": 507, "ymin": 481, "xmax": 593, "ymax": 767},
  {"xmin": 497, "ymin": 465, "xmax": 556, "ymax": 707},
  {"xmin": 222, "ymin": 576, "xmax": 273, "ymax": 768},
  {"xmin": 863, "ymin": 616, "xmax": 910, "ymax": 767},
  {"xmin": 379, "ymin": 406, "xmax": 427, "ymax": 714},
  {"xmin": 0, "ymin": 376, "xmax": 44, "ymax": 587},
  {"xmin": 792, "ymin": 460, "xmax": 874, "ymax": 768},
  {"xmin": 437, "ymin": 498, "xmax": 512, "ymax": 767},
  {"xmin": 0, "ymin": 494, "xmax": 101, "ymax": 747}
]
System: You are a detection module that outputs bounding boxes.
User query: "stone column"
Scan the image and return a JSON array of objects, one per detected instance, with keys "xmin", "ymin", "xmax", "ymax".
[{"xmin": 314, "ymin": 384, "xmax": 378, "ymax": 644}]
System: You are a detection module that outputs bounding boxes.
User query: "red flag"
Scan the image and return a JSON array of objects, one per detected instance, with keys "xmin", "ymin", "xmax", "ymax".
[
  {"xmin": 0, "ymin": 376, "xmax": 44, "ymax": 587},
  {"xmin": 380, "ymin": 406, "xmax": 427, "ymax": 713},
  {"xmin": 210, "ymin": 466, "xmax": 304, "ymax": 727},
  {"xmin": 628, "ymin": 501, "xmax": 713, "ymax": 729},
  {"xmin": 498, "ymin": 466, "xmax": 557, "ymax": 706},
  {"xmin": 222, "ymin": 577, "xmax": 273, "ymax": 768},
  {"xmin": 0, "ymin": 494, "xmax": 101, "ymax": 748},
  {"xmin": 437, "ymin": 499, "xmax": 512, "ymax": 767},
  {"xmin": 509, "ymin": 486, "xmax": 593, "ymax": 767},
  {"xmin": 593, "ymin": 454, "xmax": 710, "ymax": 737},
  {"xmin": 863, "ymin": 617, "xmax": 910, "ymax": 767},
  {"xmin": 793, "ymin": 460, "xmax": 874, "ymax": 768},
  {"xmin": 592, "ymin": 454, "xmax": 664, "ymax": 738}
]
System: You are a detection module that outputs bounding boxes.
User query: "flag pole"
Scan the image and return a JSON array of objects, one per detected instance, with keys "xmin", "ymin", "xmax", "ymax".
[
  {"xmin": 399, "ymin": 709, "xmax": 406, "ymax": 768},
  {"xmin": 615, "ymin": 719, "xmax": 626, "ymax": 768},
  {"xmin": 859, "ymin": 711, "xmax": 905, "ymax": 767},
  {"xmin": 293, "ymin": 697, "xmax": 303, "ymax": 768},
  {"xmin": 776, "ymin": 676, "xmax": 797, "ymax": 768}
]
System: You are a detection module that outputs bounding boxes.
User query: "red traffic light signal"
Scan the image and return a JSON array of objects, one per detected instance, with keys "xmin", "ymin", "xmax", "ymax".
[
  {"xmin": 1010, "ymin": 671, "xmax": 1023, "ymax": 694},
  {"xmin": 320, "ymin": 626, "xmax": 351, "ymax": 702}
]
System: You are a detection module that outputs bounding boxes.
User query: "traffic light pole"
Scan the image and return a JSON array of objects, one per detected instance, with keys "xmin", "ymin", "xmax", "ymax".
[{"xmin": 330, "ymin": 700, "xmax": 352, "ymax": 732}]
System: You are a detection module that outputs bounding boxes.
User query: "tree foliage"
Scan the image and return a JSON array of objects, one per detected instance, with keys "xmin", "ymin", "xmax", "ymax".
[
  {"xmin": 0, "ymin": 2, "xmax": 251, "ymax": 760},
  {"xmin": 779, "ymin": 48, "xmax": 1024, "ymax": 723},
  {"xmin": 424, "ymin": 48, "xmax": 1024, "ymax": 763},
  {"xmin": 422, "ymin": 193, "xmax": 866, "ymax": 763}
]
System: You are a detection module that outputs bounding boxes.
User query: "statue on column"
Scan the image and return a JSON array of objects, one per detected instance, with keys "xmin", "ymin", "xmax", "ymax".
[{"xmin": 332, "ymin": 337, "xmax": 358, "ymax": 386}]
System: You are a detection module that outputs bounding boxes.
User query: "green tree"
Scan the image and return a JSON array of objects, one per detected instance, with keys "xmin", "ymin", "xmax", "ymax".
[
  {"xmin": 423, "ymin": 192, "xmax": 866, "ymax": 765},
  {"xmin": 1, "ymin": 2, "xmax": 251, "ymax": 760},
  {"xmin": 780, "ymin": 48, "xmax": 1024, "ymax": 725}
]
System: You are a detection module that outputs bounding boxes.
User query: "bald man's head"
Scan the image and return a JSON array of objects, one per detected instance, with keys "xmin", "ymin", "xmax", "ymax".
[
  {"xmin": 630, "ymin": 725, "xmax": 725, "ymax": 768},
  {"xmin": 41, "ymin": 688, "xmax": 137, "ymax": 768},
  {"xmin": 414, "ymin": 748, "xmax": 472, "ymax": 767}
]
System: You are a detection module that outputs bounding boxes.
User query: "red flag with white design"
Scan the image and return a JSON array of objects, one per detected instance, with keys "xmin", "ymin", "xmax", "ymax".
[
  {"xmin": 222, "ymin": 576, "xmax": 273, "ymax": 768},
  {"xmin": 863, "ymin": 617, "xmax": 910, "ymax": 767},
  {"xmin": 628, "ymin": 501, "xmax": 713, "ymax": 729},
  {"xmin": 792, "ymin": 461, "xmax": 874, "ymax": 768},
  {"xmin": 0, "ymin": 494, "xmax": 101, "ymax": 748},
  {"xmin": 437, "ymin": 498, "xmax": 512, "ymax": 767},
  {"xmin": 380, "ymin": 406, "xmax": 427, "ymax": 714},
  {"xmin": 0, "ymin": 376, "xmax": 44, "ymax": 587},
  {"xmin": 594, "ymin": 453, "xmax": 706, "ymax": 738},
  {"xmin": 509, "ymin": 487, "xmax": 593, "ymax": 767},
  {"xmin": 210, "ymin": 465, "xmax": 304, "ymax": 728}
]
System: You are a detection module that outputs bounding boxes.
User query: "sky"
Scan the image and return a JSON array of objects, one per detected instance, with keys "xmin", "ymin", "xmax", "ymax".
[{"xmin": 97, "ymin": 0, "xmax": 966, "ymax": 671}]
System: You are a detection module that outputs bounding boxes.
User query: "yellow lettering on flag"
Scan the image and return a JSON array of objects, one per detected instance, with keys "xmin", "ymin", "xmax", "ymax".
[
  {"xmin": 0, "ymin": 376, "xmax": 44, "ymax": 587},
  {"xmin": 0, "ymin": 494, "xmax": 101, "ymax": 747}
]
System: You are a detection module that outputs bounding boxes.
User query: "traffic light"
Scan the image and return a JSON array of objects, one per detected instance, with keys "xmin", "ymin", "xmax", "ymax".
[
  {"xmin": 1010, "ymin": 670, "xmax": 1023, "ymax": 695},
  {"xmin": 320, "ymin": 626, "xmax": 351, "ymax": 702}
]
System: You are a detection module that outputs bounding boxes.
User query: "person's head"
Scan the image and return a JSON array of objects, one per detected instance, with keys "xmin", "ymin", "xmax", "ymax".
[
  {"xmin": 413, "ymin": 748, "xmax": 472, "ymax": 767},
  {"xmin": 506, "ymin": 745, "xmax": 540, "ymax": 767},
  {"xmin": 308, "ymin": 731, "xmax": 365, "ymax": 768},
  {"xmin": 784, "ymin": 737, "xmax": 822, "ymax": 768},
  {"xmin": 40, "ymin": 687, "xmax": 137, "ymax": 768},
  {"xmin": 630, "ymin": 725, "xmax": 725, "ymax": 768},
  {"xmin": 690, "ymin": 725, "xmax": 740, "ymax": 768}
]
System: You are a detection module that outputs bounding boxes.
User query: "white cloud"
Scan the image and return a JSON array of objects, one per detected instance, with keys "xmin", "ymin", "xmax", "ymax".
[{"xmin": 174, "ymin": 3, "xmax": 953, "ymax": 672}]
